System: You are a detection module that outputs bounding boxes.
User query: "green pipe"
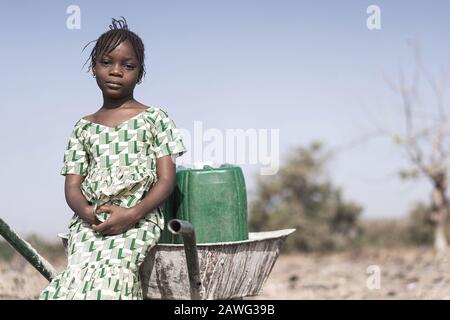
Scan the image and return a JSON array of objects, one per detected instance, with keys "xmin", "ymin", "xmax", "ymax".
[
  {"xmin": 0, "ymin": 218, "xmax": 57, "ymax": 282},
  {"xmin": 168, "ymin": 219, "xmax": 202, "ymax": 300}
]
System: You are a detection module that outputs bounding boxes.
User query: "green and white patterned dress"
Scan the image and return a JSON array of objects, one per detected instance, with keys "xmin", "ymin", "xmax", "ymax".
[{"xmin": 39, "ymin": 107, "xmax": 187, "ymax": 300}]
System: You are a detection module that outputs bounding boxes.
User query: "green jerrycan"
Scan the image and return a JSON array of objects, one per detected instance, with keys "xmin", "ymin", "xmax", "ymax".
[{"xmin": 159, "ymin": 164, "xmax": 248, "ymax": 243}]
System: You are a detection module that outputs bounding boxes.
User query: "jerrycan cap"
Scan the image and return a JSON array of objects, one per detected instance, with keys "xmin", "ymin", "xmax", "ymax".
[{"xmin": 192, "ymin": 161, "xmax": 214, "ymax": 169}]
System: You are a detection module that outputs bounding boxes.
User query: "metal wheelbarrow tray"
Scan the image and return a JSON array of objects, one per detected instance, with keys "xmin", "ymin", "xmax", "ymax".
[{"xmin": 141, "ymin": 228, "xmax": 295, "ymax": 300}]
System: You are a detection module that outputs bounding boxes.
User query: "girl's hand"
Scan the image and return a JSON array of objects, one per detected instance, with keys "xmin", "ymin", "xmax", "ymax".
[
  {"xmin": 78, "ymin": 205, "xmax": 101, "ymax": 226},
  {"xmin": 91, "ymin": 204, "xmax": 140, "ymax": 235}
]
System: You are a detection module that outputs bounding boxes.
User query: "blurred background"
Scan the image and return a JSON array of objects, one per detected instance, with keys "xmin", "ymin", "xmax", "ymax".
[{"xmin": 2, "ymin": 0, "xmax": 450, "ymax": 299}]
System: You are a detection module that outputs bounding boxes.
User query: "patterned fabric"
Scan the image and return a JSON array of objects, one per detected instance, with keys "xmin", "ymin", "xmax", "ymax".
[{"xmin": 40, "ymin": 107, "xmax": 187, "ymax": 300}]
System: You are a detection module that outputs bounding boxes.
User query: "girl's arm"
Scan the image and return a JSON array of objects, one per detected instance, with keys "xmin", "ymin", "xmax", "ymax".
[
  {"xmin": 92, "ymin": 155, "xmax": 176, "ymax": 235},
  {"xmin": 65, "ymin": 174, "xmax": 97, "ymax": 225},
  {"xmin": 130, "ymin": 155, "xmax": 177, "ymax": 219}
]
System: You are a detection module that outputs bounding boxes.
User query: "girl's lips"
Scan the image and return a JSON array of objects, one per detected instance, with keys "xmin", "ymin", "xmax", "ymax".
[{"xmin": 105, "ymin": 82, "xmax": 122, "ymax": 89}]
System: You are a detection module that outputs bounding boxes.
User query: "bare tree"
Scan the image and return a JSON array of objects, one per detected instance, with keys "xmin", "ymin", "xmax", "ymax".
[{"xmin": 384, "ymin": 41, "xmax": 450, "ymax": 253}]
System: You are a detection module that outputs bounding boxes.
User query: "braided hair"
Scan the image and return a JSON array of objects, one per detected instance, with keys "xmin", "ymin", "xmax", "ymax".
[{"xmin": 83, "ymin": 17, "xmax": 146, "ymax": 83}]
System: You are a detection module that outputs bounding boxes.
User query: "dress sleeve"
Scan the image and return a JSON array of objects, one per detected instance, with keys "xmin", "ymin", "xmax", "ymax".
[
  {"xmin": 149, "ymin": 108, "xmax": 188, "ymax": 159},
  {"xmin": 60, "ymin": 121, "xmax": 89, "ymax": 176}
]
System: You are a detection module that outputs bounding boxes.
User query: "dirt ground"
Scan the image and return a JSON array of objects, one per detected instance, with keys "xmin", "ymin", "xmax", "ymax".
[
  {"xmin": 2, "ymin": 247, "xmax": 450, "ymax": 300},
  {"xmin": 251, "ymin": 246, "xmax": 450, "ymax": 300}
]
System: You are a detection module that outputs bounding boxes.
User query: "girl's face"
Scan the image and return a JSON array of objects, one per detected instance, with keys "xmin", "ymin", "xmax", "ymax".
[{"xmin": 93, "ymin": 40, "xmax": 141, "ymax": 99}]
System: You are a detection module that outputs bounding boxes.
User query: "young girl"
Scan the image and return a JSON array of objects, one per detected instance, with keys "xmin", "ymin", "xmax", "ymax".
[{"xmin": 39, "ymin": 17, "xmax": 187, "ymax": 300}]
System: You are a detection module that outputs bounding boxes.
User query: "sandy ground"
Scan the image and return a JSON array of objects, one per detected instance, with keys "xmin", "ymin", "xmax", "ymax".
[
  {"xmin": 251, "ymin": 247, "xmax": 450, "ymax": 300},
  {"xmin": 2, "ymin": 247, "xmax": 450, "ymax": 300},
  {"xmin": 0, "ymin": 255, "xmax": 66, "ymax": 300}
]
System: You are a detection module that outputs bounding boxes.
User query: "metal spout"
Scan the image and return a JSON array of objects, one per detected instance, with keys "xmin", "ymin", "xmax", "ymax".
[{"xmin": 168, "ymin": 219, "xmax": 202, "ymax": 300}]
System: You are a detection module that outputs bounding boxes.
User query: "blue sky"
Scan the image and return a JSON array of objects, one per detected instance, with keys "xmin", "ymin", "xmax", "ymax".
[{"xmin": 1, "ymin": 1, "xmax": 450, "ymax": 237}]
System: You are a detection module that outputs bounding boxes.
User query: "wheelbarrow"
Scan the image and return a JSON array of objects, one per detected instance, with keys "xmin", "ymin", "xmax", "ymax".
[{"xmin": 0, "ymin": 217, "xmax": 294, "ymax": 300}]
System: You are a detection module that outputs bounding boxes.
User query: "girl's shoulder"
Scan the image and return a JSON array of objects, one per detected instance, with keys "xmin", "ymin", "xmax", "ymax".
[
  {"xmin": 141, "ymin": 105, "xmax": 173, "ymax": 124},
  {"xmin": 74, "ymin": 117, "xmax": 93, "ymax": 129},
  {"xmin": 72, "ymin": 117, "xmax": 94, "ymax": 136}
]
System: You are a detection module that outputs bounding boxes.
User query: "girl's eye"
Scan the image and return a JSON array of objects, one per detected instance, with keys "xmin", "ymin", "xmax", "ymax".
[
  {"xmin": 125, "ymin": 64, "xmax": 136, "ymax": 70},
  {"xmin": 101, "ymin": 60, "xmax": 110, "ymax": 65}
]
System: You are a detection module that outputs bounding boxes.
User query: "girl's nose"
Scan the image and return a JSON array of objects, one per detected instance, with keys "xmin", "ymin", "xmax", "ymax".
[{"xmin": 109, "ymin": 64, "xmax": 123, "ymax": 76}]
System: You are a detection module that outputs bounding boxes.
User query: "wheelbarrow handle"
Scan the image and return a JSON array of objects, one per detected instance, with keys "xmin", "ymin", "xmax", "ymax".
[
  {"xmin": 168, "ymin": 219, "xmax": 202, "ymax": 300},
  {"xmin": 0, "ymin": 218, "xmax": 57, "ymax": 282}
]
